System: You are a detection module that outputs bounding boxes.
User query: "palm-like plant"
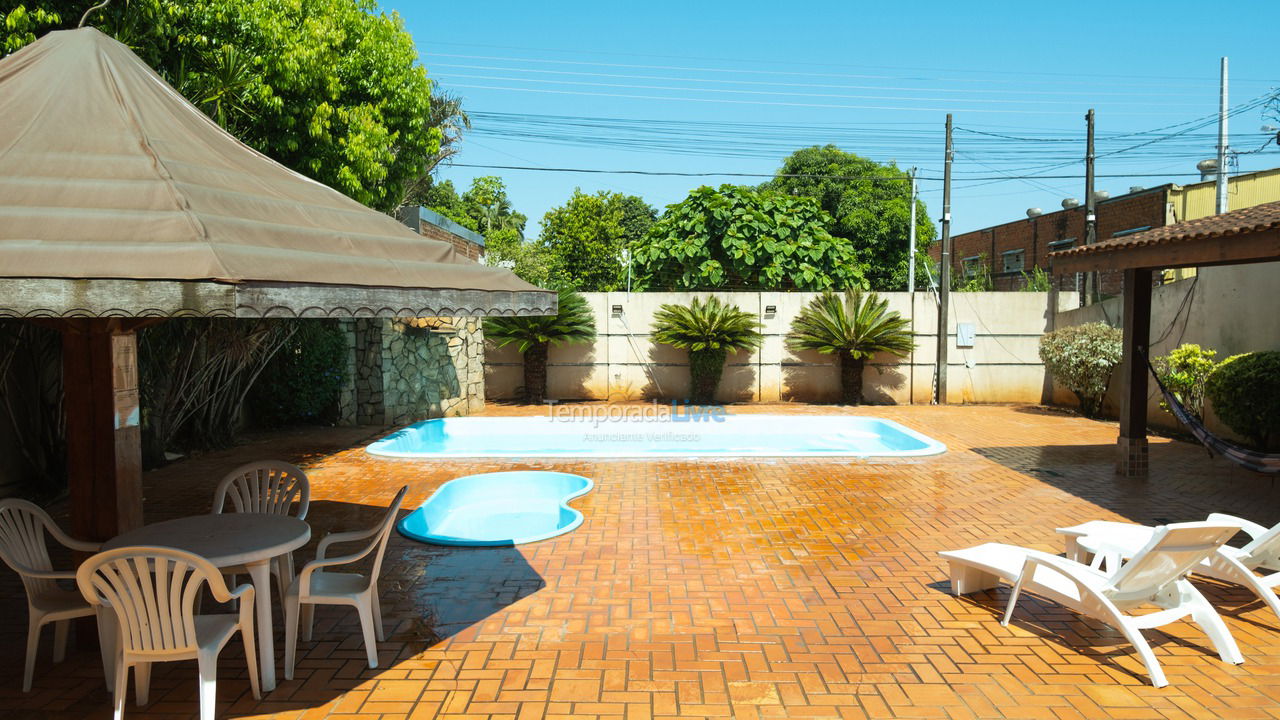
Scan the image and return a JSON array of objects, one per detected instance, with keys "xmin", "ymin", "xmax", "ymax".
[
  {"xmin": 651, "ymin": 296, "xmax": 763, "ymax": 404},
  {"xmin": 787, "ymin": 290, "xmax": 914, "ymax": 405},
  {"xmin": 486, "ymin": 288, "xmax": 595, "ymax": 403}
]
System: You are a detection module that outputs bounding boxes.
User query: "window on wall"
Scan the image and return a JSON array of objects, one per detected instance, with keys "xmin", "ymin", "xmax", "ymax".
[
  {"xmin": 1048, "ymin": 237, "xmax": 1076, "ymax": 250},
  {"xmin": 1112, "ymin": 226, "xmax": 1152, "ymax": 238},
  {"xmin": 961, "ymin": 256, "xmax": 983, "ymax": 278},
  {"xmin": 1001, "ymin": 249, "xmax": 1025, "ymax": 274}
]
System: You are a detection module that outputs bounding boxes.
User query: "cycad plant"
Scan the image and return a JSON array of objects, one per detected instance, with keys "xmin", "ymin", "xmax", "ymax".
[
  {"xmin": 786, "ymin": 290, "xmax": 914, "ymax": 405},
  {"xmin": 651, "ymin": 296, "xmax": 763, "ymax": 404},
  {"xmin": 486, "ymin": 288, "xmax": 596, "ymax": 403}
]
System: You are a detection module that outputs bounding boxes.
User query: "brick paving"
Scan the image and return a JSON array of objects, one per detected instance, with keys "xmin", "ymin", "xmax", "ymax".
[{"xmin": 2, "ymin": 403, "xmax": 1280, "ymax": 719}]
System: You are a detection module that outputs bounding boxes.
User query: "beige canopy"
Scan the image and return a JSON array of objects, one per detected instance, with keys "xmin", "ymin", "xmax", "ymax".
[{"xmin": 0, "ymin": 28, "xmax": 553, "ymax": 318}]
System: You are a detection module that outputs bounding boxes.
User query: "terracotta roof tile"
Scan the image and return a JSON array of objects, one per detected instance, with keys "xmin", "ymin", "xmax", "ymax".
[{"xmin": 1050, "ymin": 199, "xmax": 1280, "ymax": 259}]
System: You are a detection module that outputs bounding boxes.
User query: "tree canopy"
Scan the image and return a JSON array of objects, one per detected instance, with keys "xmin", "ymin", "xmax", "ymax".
[
  {"xmin": 1, "ymin": 0, "xmax": 439, "ymax": 212},
  {"xmin": 539, "ymin": 190, "xmax": 656, "ymax": 291},
  {"xmin": 764, "ymin": 146, "xmax": 935, "ymax": 290},
  {"xmin": 631, "ymin": 184, "xmax": 866, "ymax": 291}
]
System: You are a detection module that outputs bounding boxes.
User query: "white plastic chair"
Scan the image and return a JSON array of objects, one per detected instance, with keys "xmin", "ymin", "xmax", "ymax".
[
  {"xmin": 941, "ymin": 522, "xmax": 1244, "ymax": 687},
  {"xmin": 77, "ymin": 546, "xmax": 260, "ymax": 720},
  {"xmin": 212, "ymin": 460, "xmax": 310, "ymax": 601},
  {"xmin": 1059, "ymin": 514, "xmax": 1280, "ymax": 621},
  {"xmin": 0, "ymin": 498, "xmax": 102, "ymax": 691},
  {"xmin": 284, "ymin": 486, "xmax": 407, "ymax": 680}
]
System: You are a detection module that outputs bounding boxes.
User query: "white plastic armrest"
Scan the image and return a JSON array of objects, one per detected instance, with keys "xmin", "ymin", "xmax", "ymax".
[
  {"xmin": 1021, "ymin": 554, "xmax": 1098, "ymax": 595},
  {"xmin": 1206, "ymin": 513, "xmax": 1270, "ymax": 540},
  {"xmin": 18, "ymin": 566, "xmax": 77, "ymax": 581},
  {"xmin": 47, "ymin": 524, "xmax": 102, "ymax": 554},
  {"xmin": 296, "ymin": 538, "xmax": 379, "ymax": 595},
  {"xmin": 315, "ymin": 527, "xmax": 381, "ymax": 560}
]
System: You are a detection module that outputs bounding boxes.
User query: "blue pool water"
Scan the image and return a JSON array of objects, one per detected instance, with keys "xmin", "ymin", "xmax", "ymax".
[
  {"xmin": 368, "ymin": 414, "xmax": 945, "ymax": 458},
  {"xmin": 398, "ymin": 471, "xmax": 592, "ymax": 546}
]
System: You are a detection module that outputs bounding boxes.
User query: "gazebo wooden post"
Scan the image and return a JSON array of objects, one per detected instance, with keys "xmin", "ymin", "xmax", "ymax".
[
  {"xmin": 60, "ymin": 318, "xmax": 145, "ymax": 541},
  {"xmin": 1117, "ymin": 268, "xmax": 1153, "ymax": 478}
]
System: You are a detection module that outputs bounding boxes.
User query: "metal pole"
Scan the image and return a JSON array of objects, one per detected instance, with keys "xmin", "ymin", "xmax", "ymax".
[
  {"xmin": 935, "ymin": 115, "xmax": 952, "ymax": 405},
  {"xmin": 907, "ymin": 168, "xmax": 918, "ymax": 292},
  {"xmin": 1083, "ymin": 108, "xmax": 1096, "ymax": 306},
  {"xmin": 1216, "ymin": 57, "xmax": 1229, "ymax": 214}
]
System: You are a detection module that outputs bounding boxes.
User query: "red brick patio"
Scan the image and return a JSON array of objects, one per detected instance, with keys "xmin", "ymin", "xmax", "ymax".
[{"xmin": 2, "ymin": 404, "xmax": 1279, "ymax": 719}]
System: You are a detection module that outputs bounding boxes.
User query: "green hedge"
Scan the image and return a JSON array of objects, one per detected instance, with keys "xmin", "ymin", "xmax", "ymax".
[
  {"xmin": 250, "ymin": 321, "xmax": 348, "ymax": 427},
  {"xmin": 1206, "ymin": 351, "xmax": 1280, "ymax": 450}
]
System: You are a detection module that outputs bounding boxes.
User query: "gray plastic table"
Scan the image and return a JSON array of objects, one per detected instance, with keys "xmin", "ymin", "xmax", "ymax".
[{"xmin": 104, "ymin": 513, "xmax": 311, "ymax": 691}]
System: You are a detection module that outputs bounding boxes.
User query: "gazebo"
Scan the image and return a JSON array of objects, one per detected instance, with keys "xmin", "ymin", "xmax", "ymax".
[
  {"xmin": 1051, "ymin": 200, "xmax": 1280, "ymax": 477},
  {"xmin": 0, "ymin": 29, "xmax": 554, "ymax": 539}
]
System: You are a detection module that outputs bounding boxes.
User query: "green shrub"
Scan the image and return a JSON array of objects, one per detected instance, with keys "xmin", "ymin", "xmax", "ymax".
[
  {"xmin": 1154, "ymin": 344, "xmax": 1220, "ymax": 421},
  {"xmin": 651, "ymin": 296, "xmax": 763, "ymax": 404},
  {"xmin": 1039, "ymin": 322, "xmax": 1123, "ymax": 418},
  {"xmin": 1020, "ymin": 266, "xmax": 1052, "ymax": 292},
  {"xmin": 249, "ymin": 320, "xmax": 348, "ymax": 427},
  {"xmin": 1205, "ymin": 351, "xmax": 1280, "ymax": 450}
]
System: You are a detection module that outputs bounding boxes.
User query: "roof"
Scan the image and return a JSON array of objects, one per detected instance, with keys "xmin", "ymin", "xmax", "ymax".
[
  {"xmin": 0, "ymin": 28, "xmax": 551, "ymax": 318},
  {"xmin": 1050, "ymin": 200, "xmax": 1280, "ymax": 274},
  {"xmin": 399, "ymin": 206, "xmax": 486, "ymax": 247}
]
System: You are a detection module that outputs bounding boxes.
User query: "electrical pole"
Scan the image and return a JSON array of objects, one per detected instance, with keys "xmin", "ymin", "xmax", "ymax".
[
  {"xmin": 1083, "ymin": 108, "xmax": 1096, "ymax": 306},
  {"xmin": 1216, "ymin": 57, "xmax": 1229, "ymax": 214},
  {"xmin": 907, "ymin": 167, "xmax": 918, "ymax": 293},
  {"xmin": 935, "ymin": 115, "xmax": 952, "ymax": 405}
]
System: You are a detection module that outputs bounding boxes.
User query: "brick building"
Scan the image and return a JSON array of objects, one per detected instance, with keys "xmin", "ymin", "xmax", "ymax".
[
  {"xmin": 932, "ymin": 167, "xmax": 1280, "ymax": 294},
  {"xmin": 396, "ymin": 204, "xmax": 486, "ymax": 260}
]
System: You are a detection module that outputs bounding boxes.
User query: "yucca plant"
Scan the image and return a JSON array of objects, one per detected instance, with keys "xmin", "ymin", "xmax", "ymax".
[
  {"xmin": 786, "ymin": 290, "xmax": 914, "ymax": 405},
  {"xmin": 486, "ymin": 288, "xmax": 596, "ymax": 403},
  {"xmin": 651, "ymin": 296, "xmax": 763, "ymax": 404}
]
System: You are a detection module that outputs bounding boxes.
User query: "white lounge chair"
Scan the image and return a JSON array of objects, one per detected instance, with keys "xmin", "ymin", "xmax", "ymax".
[
  {"xmin": 940, "ymin": 522, "xmax": 1244, "ymax": 687},
  {"xmin": 77, "ymin": 546, "xmax": 260, "ymax": 720},
  {"xmin": 0, "ymin": 498, "xmax": 103, "ymax": 692},
  {"xmin": 1059, "ymin": 514, "xmax": 1280, "ymax": 621},
  {"xmin": 284, "ymin": 485, "xmax": 407, "ymax": 680}
]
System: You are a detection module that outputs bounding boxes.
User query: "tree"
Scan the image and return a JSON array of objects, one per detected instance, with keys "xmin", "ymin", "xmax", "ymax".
[
  {"xmin": 485, "ymin": 289, "xmax": 596, "ymax": 404},
  {"xmin": 786, "ymin": 290, "xmax": 914, "ymax": 405},
  {"xmin": 632, "ymin": 185, "xmax": 866, "ymax": 291},
  {"xmin": 539, "ymin": 190, "xmax": 656, "ymax": 291},
  {"xmin": 398, "ymin": 88, "xmax": 471, "ymax": 211},
  {"xmin": 765, "ymin": 146, "xmax": 935, "ymax": 290},
  {"xmin": 1, "ymin": 0, "xmax": 439, "ymax": 212},
  {"xmin": 651, "ymin": 297, "xmax": 763, "ymax": 404}
]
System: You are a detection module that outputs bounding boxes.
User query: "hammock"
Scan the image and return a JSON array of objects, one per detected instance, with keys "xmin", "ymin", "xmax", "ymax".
[{"xmin": 1145, "ymin": 355, "xmax": 1280, "ymax": 474}]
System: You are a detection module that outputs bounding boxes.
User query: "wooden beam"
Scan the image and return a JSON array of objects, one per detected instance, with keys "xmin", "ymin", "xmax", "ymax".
[
  {"xmin": 61, "ymin": 319, "xmax": 143, "ymax": 541},
  {"xmin": 1116, "ymin": 268, "xmax": 1152, "ymax": 478},
  {"xmin": 1051, "ymin": 227, "xmax": 1280, "ymax": 274}
]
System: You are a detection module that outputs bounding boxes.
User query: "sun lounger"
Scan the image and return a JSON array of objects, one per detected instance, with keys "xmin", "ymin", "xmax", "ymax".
[
  {"xmin": 1059, "ymin": 514, "xmax": 1280, "ymax": 621},
  {"xmin": 940, "ymin": 522, "xmax": 1244, "ymax": 687}
]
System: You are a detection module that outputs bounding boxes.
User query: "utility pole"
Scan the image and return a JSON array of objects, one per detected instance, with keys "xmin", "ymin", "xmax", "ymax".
[
  {"xmin": 1216, "ymin": 57, "xmax": 1229, "ymax": 214},
  {"xmin": 935, "ymin": 115, "xmax": 952, "ymax": 405},
  {"xmin": 907, "ymin": 168, "xmax": 918, "ymax": 293},
  {"xmin": 1083, "ymin": 108, "xmax": 1096, "ymax": 306}
]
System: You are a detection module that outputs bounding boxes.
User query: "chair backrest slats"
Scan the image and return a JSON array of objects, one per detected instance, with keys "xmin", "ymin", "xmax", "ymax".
[
  {"xmin": 214, "ymin": 461, "xmax": 310, "ymax": 519},
  {"xmin": 1242, "ymin": 523, "xmax": 1280, "ymax": 565},
  {"xmin": 0, "ymin": 499, "xmax": 60, "ymax": 598},
  {"xmin": 77, "ymin": 547, "xmax": 223, "ymax": 656},
  {"xmin": 1106, "ymin": 522, "xmax": 1237, "ymax": 598},
  {"xmin": 369, "ymin": 487, "xmax": 408, "ymax": 586}
]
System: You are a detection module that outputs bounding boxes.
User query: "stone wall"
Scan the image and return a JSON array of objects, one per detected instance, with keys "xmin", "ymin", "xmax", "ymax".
[{"xmin": 340, "ymin": 318, "xmax": 484, "ymax": 427}]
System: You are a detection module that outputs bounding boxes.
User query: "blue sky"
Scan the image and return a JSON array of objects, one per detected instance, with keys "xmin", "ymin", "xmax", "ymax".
[{"xmin": 392, "ymin": 0, "xmax": 1279, "ymax": 236}]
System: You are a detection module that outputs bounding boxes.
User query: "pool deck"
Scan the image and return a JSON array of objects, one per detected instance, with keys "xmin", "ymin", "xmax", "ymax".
[{"xmin": 2, "ymin": 403, "xmax": 1279, "ymax": 719}]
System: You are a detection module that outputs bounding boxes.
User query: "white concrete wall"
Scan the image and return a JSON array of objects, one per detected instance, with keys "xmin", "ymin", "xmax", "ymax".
[
  {"xmin": 487, "ymin": 291, "xmax": 1079, "ymax": 404},
  {"xmin": 1054, "ymin": 260, "xmax": 1280, "ymax": 434}
]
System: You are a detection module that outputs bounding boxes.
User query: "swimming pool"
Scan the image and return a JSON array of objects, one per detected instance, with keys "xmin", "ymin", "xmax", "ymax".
[
  {"xmin": 368, "ymin": 414, "xmax": 945, "ymax": 458},
  {"xmin": 398, "ymin": 471, "xmax": 592, "ymax": 546}
]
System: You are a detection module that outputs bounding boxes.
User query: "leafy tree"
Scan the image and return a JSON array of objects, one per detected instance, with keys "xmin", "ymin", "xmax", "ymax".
[
  {"xmin": 1039, "ymin": 322, "xmax": 1123, "ymax": 418},
  {"xmin": 765, "ymin": 146, "xmax": 935, "ymax": 290},
  {"xmin": 650, "ymin": 297, "xmax": 763, "ymax": 404},
  {"xmin": 786, "ymin": 290, "xmax": 914, "ymax": 405},
  {"xmin": 1, "ymin": 0, "xmax": 439, "ymax": 212},
  {"xmin": 632, "ymin": 184, "xmax": 866, "ymax": 292},
  {"xmin": 486, "ymin": 289, "xmax": 596, "ymax": 404},
  {"xmin": 539, "ymin": 189, "xmax": 656, "ymax": 291},
  {"xmin": 398, "ymin": 88, "xmax": 471, "ymax": 210}
]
